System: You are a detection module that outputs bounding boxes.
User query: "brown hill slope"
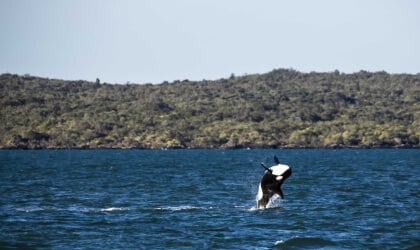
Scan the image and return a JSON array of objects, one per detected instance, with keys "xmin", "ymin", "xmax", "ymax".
[{"xmin": 1, "ymin": 69, "xmax": 419, "ymax": 149}]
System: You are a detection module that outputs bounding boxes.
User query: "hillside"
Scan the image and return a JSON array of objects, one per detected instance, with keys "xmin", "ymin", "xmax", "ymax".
[{"xmin": 0, "ymin": 69, "xmax": 419, "ymax": 149}]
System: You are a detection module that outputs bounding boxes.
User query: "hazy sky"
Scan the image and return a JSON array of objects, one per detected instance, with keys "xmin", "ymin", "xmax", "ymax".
[{"xmin": 1, "ymin": 0, "xmax": 419, "ymax": 84}]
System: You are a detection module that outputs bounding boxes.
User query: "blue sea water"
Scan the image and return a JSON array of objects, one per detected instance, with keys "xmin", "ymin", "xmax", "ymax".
[{"xmin": 0, "ymin": 149, "xmax": 419, "ymax": 249}]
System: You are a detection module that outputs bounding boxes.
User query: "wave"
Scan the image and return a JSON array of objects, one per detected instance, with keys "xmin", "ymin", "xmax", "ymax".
[
  {"xmin": 15, "ymin": 206, "xmax": 45, "ymax": 213},
  {"xmin": 100, "ymin": 207, "xmax": 126, "ymax": 212},
  {"xmin": 12, "ymin": 205, "xmax": 129, "ymax": 213},
  {"xmin": 11, "ymin": 203, "xmax": 258, "ymax": 214},
  {"xmin": 154, "ymin": 205, "xmax": 213, "ymax": 211},
  {"xmin": 274, "ymin": 236, "xmax": 338, "ymax": 248}
]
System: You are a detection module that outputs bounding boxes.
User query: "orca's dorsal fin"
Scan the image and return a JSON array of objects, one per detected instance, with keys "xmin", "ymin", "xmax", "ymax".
[{"xmin": 274, "ymin": 155, "xmax": 280, "ymax": 165}]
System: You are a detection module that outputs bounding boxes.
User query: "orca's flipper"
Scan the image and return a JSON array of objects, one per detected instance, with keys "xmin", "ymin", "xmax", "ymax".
[
  {"xmin": 274, "ymin": 155, "xmax": 280, "ymax": 165},
  {"xmin": 261, "ymin": 163, "xmax": 272, "ymax": 173}
]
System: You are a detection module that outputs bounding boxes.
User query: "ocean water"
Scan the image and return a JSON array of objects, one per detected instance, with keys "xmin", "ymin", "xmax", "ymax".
[{"xmin": 0, "ymin": 149, "xmax": 419, "ymax": 249}]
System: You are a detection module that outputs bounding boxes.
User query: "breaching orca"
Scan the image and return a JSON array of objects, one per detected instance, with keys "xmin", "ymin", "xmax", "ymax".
[{"xmin": 257, "ymin": 156, "xmax": 292, "ymax": 209}]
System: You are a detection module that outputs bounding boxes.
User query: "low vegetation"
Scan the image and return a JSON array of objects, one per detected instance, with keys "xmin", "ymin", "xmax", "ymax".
[{"xmin": 1, "ymin": 69, "xmax": 419, "ymax": 149}]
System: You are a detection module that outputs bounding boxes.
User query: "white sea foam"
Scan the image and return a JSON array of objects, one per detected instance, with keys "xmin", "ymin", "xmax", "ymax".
[
  {"xmin": 16, "ymin": 206, "xmax": 45, "ymax": 213},
  {"xmin": 100, "ymin": 207, "xmax": 125, "ymax": 212},
  {"xmin": 155, "ymin": 205, "xmax": 204, "ymax": 211},
  {"xmin": 274, "ymin": 240, "xmax": 285, "ymax": 245},
  {"xmin": 248, "ymin": 206, "xmax": 259, "ymax": 211}
]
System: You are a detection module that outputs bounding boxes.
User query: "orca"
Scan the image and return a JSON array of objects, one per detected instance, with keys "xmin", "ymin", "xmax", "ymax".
[{"xmin": 257, "ymin": 156, "xmax": 292, "ymax": 209}]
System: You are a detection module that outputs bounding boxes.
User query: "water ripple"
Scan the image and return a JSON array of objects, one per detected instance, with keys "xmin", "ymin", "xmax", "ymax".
[{"xmin": 1, "ymin": 149, "xmax": 419, "ymax": 249}]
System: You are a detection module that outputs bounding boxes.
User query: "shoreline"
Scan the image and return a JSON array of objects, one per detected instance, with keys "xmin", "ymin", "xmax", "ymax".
[{"xmin": 1, "ymin": 144, "xmax": 418, "ymax": 150}]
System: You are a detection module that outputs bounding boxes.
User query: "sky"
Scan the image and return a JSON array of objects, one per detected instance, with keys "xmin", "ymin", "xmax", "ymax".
[{"xmin": 1, "ymin": 0, "xmax": 419, "ymax": 84}]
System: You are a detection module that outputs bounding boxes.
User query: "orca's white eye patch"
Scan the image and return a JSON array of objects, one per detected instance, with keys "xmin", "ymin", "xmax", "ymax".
[{"xmin": 276, "ymin": 176, "xmax": 283, "ymax": 181}]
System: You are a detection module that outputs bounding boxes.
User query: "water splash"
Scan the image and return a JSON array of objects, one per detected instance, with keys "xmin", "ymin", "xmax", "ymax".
[
  {"xmin": 252, "ymin": 194, "xmax": 283, "ymax": 210},
  {"xmin": 266, "ymin": 194, "xmax": 283, "ymax": 208}
]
